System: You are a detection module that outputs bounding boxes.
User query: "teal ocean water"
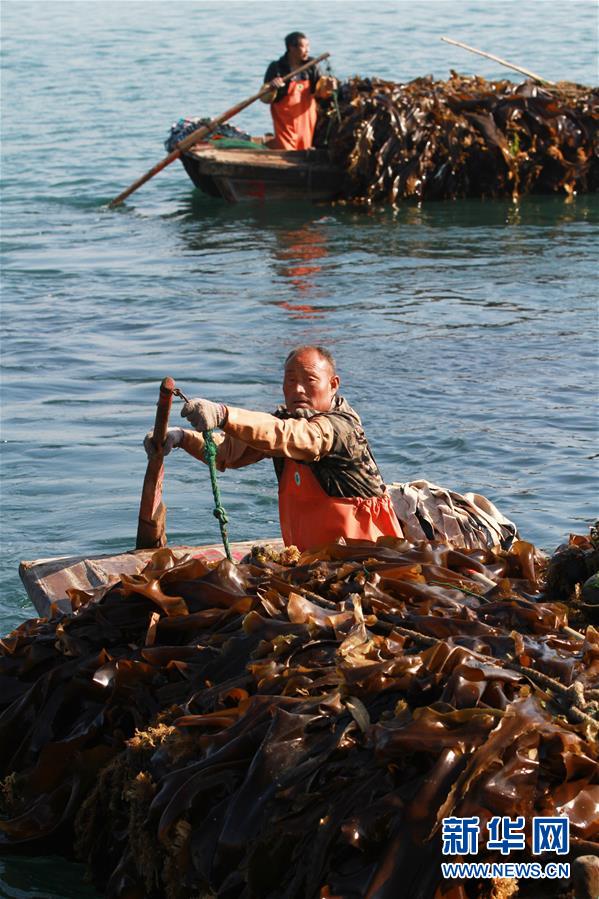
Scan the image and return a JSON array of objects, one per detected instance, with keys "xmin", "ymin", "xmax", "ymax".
[{"xmin": 1, "ymin": 1, "xmax": 597, "ymax": 895}]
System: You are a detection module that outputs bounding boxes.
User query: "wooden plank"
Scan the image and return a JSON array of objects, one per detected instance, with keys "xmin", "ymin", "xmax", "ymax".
[
  {"xmin": 190, "ymin": 154, "xmax": 308, "ymax": 174},
  {"xmin": 185, "ymin": 145, "xmax": 333, "ymax": 170},
  {"xmin": 198, "ymin": 160, "xmax": 311, "ymax": 181}
]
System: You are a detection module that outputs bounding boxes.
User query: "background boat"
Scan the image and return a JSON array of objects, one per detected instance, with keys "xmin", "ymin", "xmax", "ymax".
[{"xmin": 181, "ymin": 141, "xmax": 344, "ymax": 202}]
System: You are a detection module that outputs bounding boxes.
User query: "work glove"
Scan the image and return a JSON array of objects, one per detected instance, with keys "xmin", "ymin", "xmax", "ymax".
[
  {"xmin": 181, "ymin": 398, "xmax": 228, "ymax": 432},
  {"xmin": 143, "ymin": 426, "xmax": 184, "ymax": 460},
  {"xmin": 315, "ymin": 75, "xmax": 337, "ymax": 99},
  {"xmin": 260, "ymin": 83, "xmax": 277, "ymax": 105}
]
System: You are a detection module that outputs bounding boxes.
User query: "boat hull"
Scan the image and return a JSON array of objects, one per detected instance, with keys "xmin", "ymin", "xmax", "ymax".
[{"xmin": 181, "ymin": 142, "xmax": 344, "ymax": 203}]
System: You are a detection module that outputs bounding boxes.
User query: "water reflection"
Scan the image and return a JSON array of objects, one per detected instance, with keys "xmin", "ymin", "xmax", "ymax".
[
  {"xmin": 271, "ymin": 225, "xmax": 330, "ymax": 315},
  {"xmin": 180, "ymin": 189, "xmax": 597, "ymax": 234}
]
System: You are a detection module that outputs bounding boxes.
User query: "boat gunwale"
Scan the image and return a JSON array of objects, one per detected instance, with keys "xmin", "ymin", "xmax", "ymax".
[{"xmin": 183, "ymin": 141, "xmax": 337, "ymax": 171}]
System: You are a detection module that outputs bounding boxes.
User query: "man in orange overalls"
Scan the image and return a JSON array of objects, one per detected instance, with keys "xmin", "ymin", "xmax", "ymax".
[
  {"xmin": 260, "ymin": 32, "xmax": 336, "ymax": 150},
  {"xmin": 144, "ymin": 347, "xmax": 403, "ymax": 552}
]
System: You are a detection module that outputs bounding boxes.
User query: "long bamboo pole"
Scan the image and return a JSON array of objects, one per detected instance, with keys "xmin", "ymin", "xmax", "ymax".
[
  {"xmin": 109, "ymin": 52, "xmax": 330, "ymax": 208},
  {"xmin": 441, "ymin": 37, "xmax": 554, "ymax": 86}
]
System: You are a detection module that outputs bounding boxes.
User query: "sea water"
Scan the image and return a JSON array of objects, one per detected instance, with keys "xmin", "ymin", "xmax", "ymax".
[{"xmin": 1, "ymin": 1, "xmax": 597, "ymax": 895}]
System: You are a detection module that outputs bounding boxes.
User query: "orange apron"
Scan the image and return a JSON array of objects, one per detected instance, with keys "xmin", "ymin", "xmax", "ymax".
[
  {"xmin": 271, "ymin": 79, "xmax": 318, "ymax": 150},
  {"xmin": 278, "ymin": 459, "xmax": 404, "ymax": 551}
]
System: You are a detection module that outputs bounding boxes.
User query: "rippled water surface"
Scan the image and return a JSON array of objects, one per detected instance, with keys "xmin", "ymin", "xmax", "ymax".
[{"xmin": 1, "ymin": 1, "xmax": 598, "ymax": 895}]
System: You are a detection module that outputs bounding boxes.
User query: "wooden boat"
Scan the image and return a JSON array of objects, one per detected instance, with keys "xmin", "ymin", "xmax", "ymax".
[{"xmin": 180, "ymin": 141, "xmax": 344, "ymax": 203}]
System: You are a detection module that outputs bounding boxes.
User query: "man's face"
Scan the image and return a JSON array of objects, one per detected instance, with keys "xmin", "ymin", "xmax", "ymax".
[
  {"xmin": 291, "ymin": 38, "xmax": 310, "ymax": 63},
  {"xmin": 283, "ymin": 349, "xmax": 340, "ymax": 413}
]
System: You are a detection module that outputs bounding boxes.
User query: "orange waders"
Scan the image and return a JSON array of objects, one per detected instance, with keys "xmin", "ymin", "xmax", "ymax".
[
  {"xmin": 278, "ymin": 459, "xmax": 404, "ymax": 552},
  {"xmin": 271, "ymin": 79, "xmax": 318, "ymax": 150}
]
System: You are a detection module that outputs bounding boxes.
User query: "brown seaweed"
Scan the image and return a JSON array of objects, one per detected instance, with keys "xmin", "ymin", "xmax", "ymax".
[
  {"xmin": 0, "ymin": 534, "xmax": 597, "ymax": 898},
  {"xmin": 314, "ymin": 73, "xmax": 598, "ymax": 204}
]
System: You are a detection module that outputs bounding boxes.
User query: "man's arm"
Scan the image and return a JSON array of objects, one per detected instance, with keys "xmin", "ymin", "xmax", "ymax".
[
  {"xmin": 260, "ymin": 61, "xmax": 285, "ymax": 104},
  {"xmin": 143, "ymin": 427, "xmax": 266, "ymax": 472},
  {"xmin": 222, "ymin": 407, "xmax": 334, "ymax": 461},
  {"xmin": 179, "ymin": 429, "xmax": 267, "ymax": 471},
  {"xmin": 179, "ymin": 399, "xmax": 336, "ymax": 463}
]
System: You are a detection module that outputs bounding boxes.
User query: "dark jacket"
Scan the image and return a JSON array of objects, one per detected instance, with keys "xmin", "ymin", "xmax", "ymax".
[
  {"xmin": 264, "ymin": 54, "xmax": 321, "ymax": 103},
  {"xmin": 272, "ymin": 396, "xmax": 387, "ymax": 498}
]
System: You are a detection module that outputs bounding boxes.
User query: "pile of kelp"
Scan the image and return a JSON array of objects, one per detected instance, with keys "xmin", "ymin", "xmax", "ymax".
[
  {"xmin": 1, "ymin": 533, "xmax": 598, "ymax": 899},
  {"xmin": 314, "ymin": 73, "xmax": 598, "ymax": 203}
]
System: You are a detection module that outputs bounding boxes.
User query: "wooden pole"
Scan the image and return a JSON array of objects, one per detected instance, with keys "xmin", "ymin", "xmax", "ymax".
[
  {"xmin": 109, "ymin": 52, "xmax": 330, "ymax": 208},
  {"xmin": 136, "ymin": 376, "xmax": 175, "ymax": 550},
  {"xmin": 441, "ymin": 37, "xmax": 555, "ymax": 86}
]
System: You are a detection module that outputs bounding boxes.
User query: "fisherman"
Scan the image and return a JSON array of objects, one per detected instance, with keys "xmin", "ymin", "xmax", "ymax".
[
  {"xmin": 144, "ymin": 346, "xmax": 403, "ymax": 552},
  {"xmin": 260, "ymin": 32, "xmax": 337, "ymax": 150}
]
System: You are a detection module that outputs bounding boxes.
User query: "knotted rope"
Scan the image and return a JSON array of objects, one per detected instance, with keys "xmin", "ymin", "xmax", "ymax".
[
  {"xmin": 173, "ymin": 388, "xmax": 232, "ymax": 562},
  {"xmin": 202, "ymin": 428, "xmax": 232, "ymax": 561}
]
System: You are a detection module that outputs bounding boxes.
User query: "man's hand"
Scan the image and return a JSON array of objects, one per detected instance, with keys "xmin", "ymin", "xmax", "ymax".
[
  {"xmin": 315, "ymin": 75, "xmax": 337, "ymax": 99},
  {"xmin": 260, "ymin": 76, "xmax": 284, "ymax": 105},
  {"xmin": 144, "ymin": 427, "xmax": 184, "ymax": 460},
  {"xmin": 181, "ymin": 398, "xmax": 228, "ymax": 432}
]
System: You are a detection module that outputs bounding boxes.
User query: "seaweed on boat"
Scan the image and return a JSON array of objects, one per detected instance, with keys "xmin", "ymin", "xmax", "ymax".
[
  {"xmin": 0, "ymin": 533, "xmax": 598, "ymax": 898},
  {"xmin": 314, "ymin": 73, "xmax": 599, "ymax": 204}
]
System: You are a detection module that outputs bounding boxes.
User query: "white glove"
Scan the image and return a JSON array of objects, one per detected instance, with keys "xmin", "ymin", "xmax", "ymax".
[
  {"xmin": 180, "ymin": 398, "xmax": 228, "ymax": 432},
  {"xmin": 143, "ymin": 427, "xmax": 184, "ymax": 460}
]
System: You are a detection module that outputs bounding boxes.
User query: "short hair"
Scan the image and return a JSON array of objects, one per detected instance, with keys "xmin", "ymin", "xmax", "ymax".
[
  {"xmin": 285, "ymin": 345, "xmax": 337, "ymax": 375},
  {"xmin": 285, "ymin": 32, "xmax": 307, "ymax": 50}
]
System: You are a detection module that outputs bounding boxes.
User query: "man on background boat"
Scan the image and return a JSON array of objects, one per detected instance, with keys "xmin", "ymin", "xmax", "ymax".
[
  {"xmin": 144, "ymin": 346, "xmax": 403, "ymax": 552},
  {"xmin": 260, "ymin": 32, "xmax": 337, "ymax": 150}
]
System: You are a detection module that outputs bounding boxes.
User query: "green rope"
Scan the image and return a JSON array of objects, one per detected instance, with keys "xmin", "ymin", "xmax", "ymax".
[
  {"xmin": 203, "ymin": 429, "xmax": 233, "ymax": 562},
  {"xmin": 324, "ymin": 58, "xmax": 342, "ymax": 124},
  {"xmin": 322, "ymin": 60, "xmax": 341, "ymax": 146},
  {"xmin": 331, "ymin": 87, "xmax": 342, "ymax": 124}
]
